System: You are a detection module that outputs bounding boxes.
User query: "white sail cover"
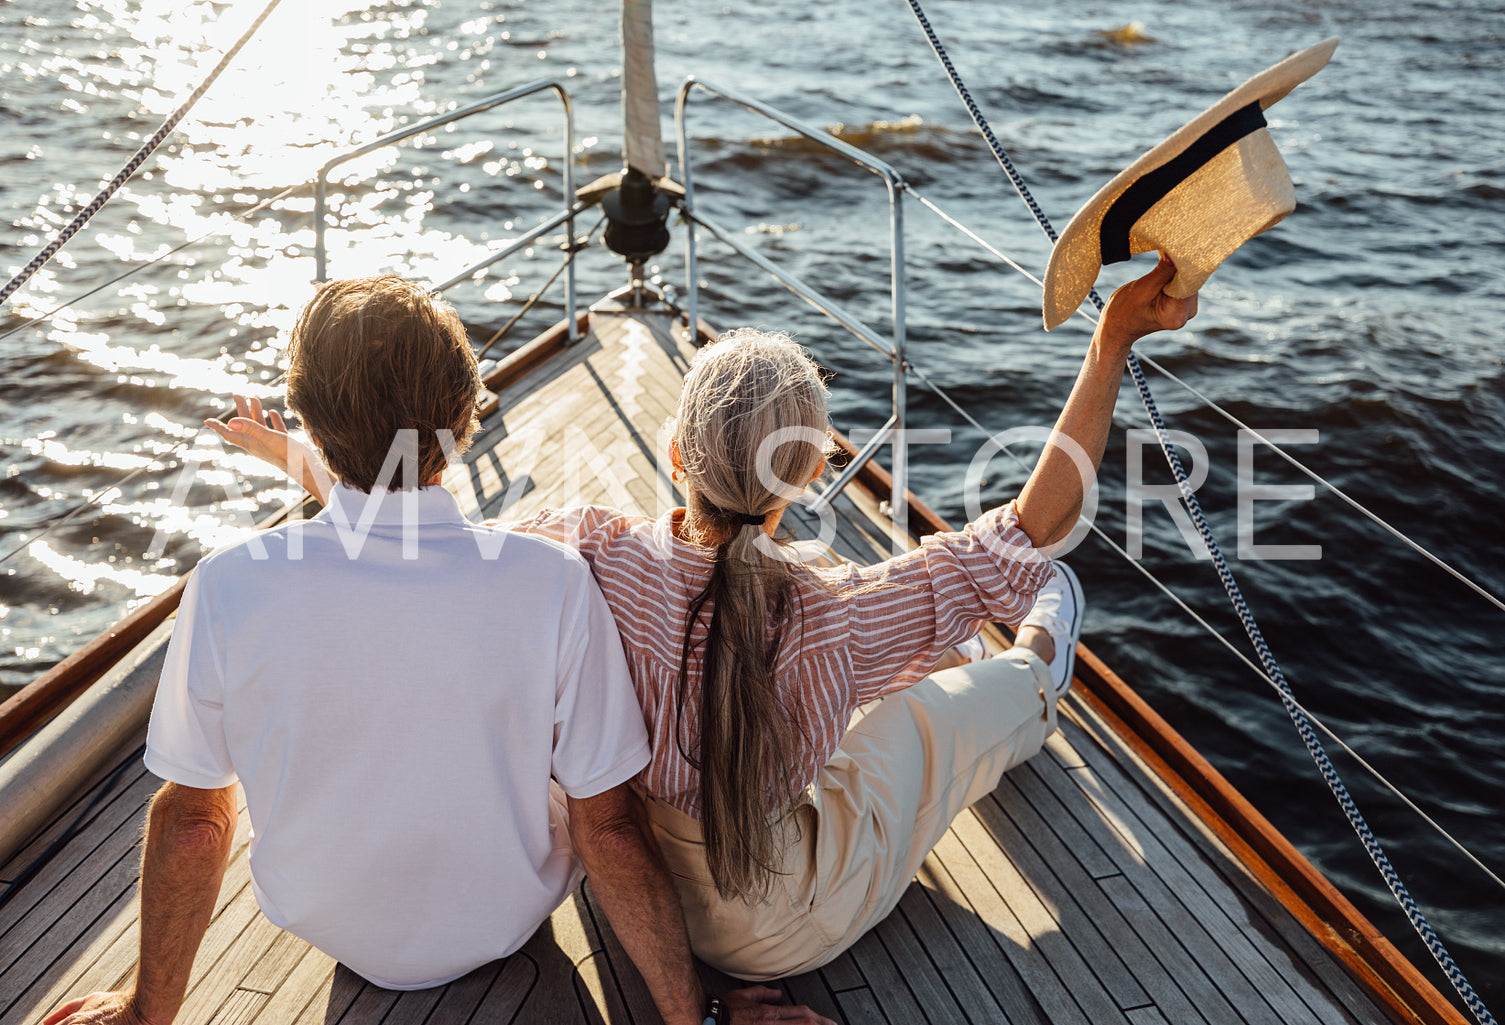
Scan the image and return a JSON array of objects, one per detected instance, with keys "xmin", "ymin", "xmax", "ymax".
[{"xmin": 621, "ymin": 0, "xmax": 667, "ymax": 180}]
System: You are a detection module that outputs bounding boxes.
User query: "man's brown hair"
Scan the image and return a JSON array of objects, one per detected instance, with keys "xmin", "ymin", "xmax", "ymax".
[{"xmin": 285, "ymin": 276, "xmax": 480, "ymax": 493}]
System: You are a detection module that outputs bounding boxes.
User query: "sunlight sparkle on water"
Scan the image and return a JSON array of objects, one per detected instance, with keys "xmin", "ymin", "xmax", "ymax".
[
  {"xmin": 4, "ymin": 0, "xmax": 568, "ymax": 682},
  {"xmin": 23, "ymin": 438, "xmax": 162, "ymax": 474},
  {"xmin": 26, "ymin": 540, "xmax": 178, "ymax": 599},
  {"xmin": 46, "ymin": 322, "xmax": 283, "ymax": 400}
]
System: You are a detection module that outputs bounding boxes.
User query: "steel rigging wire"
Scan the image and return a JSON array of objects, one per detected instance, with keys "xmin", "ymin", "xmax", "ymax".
[
  {"xmin": 900, "ymin": 2, "xmax": 1497, "ymax": 1020},
  {"xmin": 0, "ymin": 0, "xmax": 288, "ymax": 310}
]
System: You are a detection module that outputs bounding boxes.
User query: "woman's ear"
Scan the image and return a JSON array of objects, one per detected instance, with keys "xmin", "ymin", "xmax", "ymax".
[
  {"xmin": 669, "ymin": 437, "xmax": 683, "ymax": 472},
  {"xmin": 807, "ymin": 457, "xmax": 827, "ymax": 484}
]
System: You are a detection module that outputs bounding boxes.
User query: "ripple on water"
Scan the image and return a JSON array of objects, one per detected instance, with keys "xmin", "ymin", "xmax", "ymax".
[{"xmin": 1, "ymin": 0, "xmax": 1502, "ymax": 994}]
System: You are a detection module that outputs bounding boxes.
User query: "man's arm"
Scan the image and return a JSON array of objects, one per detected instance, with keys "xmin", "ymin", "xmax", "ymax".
[
  {"xmin": 45, "ymin": 782, "xmax": 237, "ymax": 1025},
  {"xmin": 567, "ymin": 785, "xmax": 834, "ymax": 1025}
]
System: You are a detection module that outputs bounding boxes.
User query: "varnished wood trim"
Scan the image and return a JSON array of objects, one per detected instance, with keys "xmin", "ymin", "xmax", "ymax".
[
  {"xmin": 826, "ymin": 432, "xmax": 1466, "ymax": 1025},
  {"xmin": 481, "ymin": 310, "xmax": 592, "ymax": 394},
  {"xmin": 0, "ymin": 501, "xmax": 306, "ymax": 758},
  {"xmin": 0, "ymin": 577, "xmax": 189, "ymax": 758},
  {"xmin": 3, "ymin": 301, "xmax": 601, "ymax": 757}
]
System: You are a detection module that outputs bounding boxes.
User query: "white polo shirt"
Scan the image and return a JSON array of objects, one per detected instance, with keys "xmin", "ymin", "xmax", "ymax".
[{"xmin": 145, "ymin": 484, "xmax": 650, "ymax": 989}]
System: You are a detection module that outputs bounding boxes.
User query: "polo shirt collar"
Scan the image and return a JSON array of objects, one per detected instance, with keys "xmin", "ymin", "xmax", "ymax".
[{"xmin": 320, "ymin": 483, "xmax": 471, "ymax": 527}]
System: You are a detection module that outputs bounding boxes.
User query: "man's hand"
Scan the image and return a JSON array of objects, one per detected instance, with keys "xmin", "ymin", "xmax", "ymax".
[
  {"xmin": 42, "ymin": 991, "xmax": 152, "ymax": 1025},
  {"xmin": 203, "ymin": 394, "xmax": 292, "ymax": 471},
  {"xmin": 722, "ymin": 985, "xmax": 838, "ymax": 1024},
  {"xmin": 203, "ymin": 394, "xmax": 335, "ymax": 504},
  {"xmin": 45, "ymin": 783, "xmax": 237, "ymax": 1025},
  {"xmin": 1097, "ymin": 252, "xmax": 1199, "ymax": 353}
]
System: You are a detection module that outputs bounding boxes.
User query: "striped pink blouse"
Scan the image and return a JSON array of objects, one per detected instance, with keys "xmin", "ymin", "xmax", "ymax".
[{"xmin": 509, "ymin": 503, "xmax": 1053, "ymax": 819}]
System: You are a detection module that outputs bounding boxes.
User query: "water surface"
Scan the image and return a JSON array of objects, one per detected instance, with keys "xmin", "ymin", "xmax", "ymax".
[{"xmin": 1, "ymin": 0, "xmax": 1501, "ymax": 1005}]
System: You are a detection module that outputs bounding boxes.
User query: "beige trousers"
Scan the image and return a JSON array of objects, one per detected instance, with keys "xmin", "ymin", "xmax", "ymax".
[{"xmin": 644, "ymin": 649, "xmax": 1057, "ymax": 980}]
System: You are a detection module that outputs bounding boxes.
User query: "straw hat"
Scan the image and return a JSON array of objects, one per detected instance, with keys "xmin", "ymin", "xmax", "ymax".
[{"xmin": 1041, "ymin": 37, "xmax": 1339, "ymax": 331}]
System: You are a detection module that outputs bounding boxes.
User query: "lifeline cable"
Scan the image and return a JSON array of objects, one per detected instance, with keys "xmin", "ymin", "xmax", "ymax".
[
  {"xmin": 908, "ymin": 184, "xmax": 1505, "ymax": 619},
  {"xmin": 902, "ymin": 186, "xmax": 1505, "ymax": 895},
  {"xmin": 902, "ymin": 351, "xmax": 1505, "ymax": 899},
  {"xmin": 0, "ymin": 216, "xmax": 594, "ymax": 572},
  {"xmin": 901, "ymin": 2, "xmax": 1498, "ymax": 1021},
  {"xmin": 0, "ymin": 0, "xmax": 286, "ymax": 310}
]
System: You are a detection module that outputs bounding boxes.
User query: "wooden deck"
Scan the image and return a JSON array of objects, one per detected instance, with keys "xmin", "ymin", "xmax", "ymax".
[{"xmin": 0, "ymin": 308, "xmax": 1394, "ymax": 1025}]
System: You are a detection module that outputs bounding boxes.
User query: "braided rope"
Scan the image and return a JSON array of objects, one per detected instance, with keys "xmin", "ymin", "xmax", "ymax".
[
  {"xmin": 0, "ymin": 0, "xmax": 285, "ymax": 310},
  {"xmin": 902, "ymin": 2, "xmax": 1497, "ymax": 1021}
]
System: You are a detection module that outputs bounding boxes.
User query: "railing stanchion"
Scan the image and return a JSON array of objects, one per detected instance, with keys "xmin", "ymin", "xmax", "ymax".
[
  {"xmin": 889, "ymin": 183, "xmax": 907, "ymax": 538},
  {"xmin": 560, "ymin": 88, "xmax": 578, "ymax": 345},
  {"xmin": 674, "ymin": 77, "xmax": 912, "ymax": 516},
  {"xmin": 313, "ymin": 180, "xmax": 327, "ymax": 284},
  {"xmin": 313, "ymin": 80, "xmax": 575, "ymax": 313},
  {"xmin": 675, "ymin": 80, "xmax": 700, "ymax": 345}
]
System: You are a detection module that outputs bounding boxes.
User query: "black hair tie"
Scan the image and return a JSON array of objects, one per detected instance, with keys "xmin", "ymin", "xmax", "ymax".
[{"xmin": 739, "ymin": 512, "xmax": 767, "ymax": 526}]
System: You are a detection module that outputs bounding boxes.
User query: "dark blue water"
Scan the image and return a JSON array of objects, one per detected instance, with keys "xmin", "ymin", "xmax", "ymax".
[{"xmin": 2, "ymin": 0, "xmax": 1501, "ymax": 1007}]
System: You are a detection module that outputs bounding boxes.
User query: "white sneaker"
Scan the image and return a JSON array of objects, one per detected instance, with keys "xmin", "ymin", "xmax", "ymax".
[
  {"xmin": 1017, "ymin": 562, "xmax": 1084, "ymax": 695},
  {"xmin": 952, "ymin": 633, "xmax": 987, "ymax": 664}
]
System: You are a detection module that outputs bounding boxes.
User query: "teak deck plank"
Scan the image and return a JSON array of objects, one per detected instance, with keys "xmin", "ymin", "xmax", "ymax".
[
  {"xmin": 0, "ymin": 735, "xmax": 149, "ymax": 885},
  {"xmin": 244, "ymin": 946, "xmax": 336, "ymax": 1025},
  {"xmin": 1005, "ymin": 763, "xmax": 1118, "ymax": 881},
  {"xmin": 911, "ymin": 850, "xmax": 1050, "ymax": 1025},
  {"xmin": 780, "ymin": 972, "xmax": 847, "ymax": 1025},
  {"xmin": 0, "ymin": 816, "xmax": 158, "ymax": 1011},
  {"xmin": 1056, "ymin": 709, "xmax": 1389, "ymax": 1022},
  {"xmin": 424, "ymin": 962, "xmax": 506, "ymax": 1025},
  {"xmin": 8, "ymin": 824, "xmax": 249, "ymax": 1023},
  {"xmin": 845, "ymin": 928, "xmax": 933, "ymax": 1025},
  {"xmin": 948, "ymin": 809, "xmax": 1136, "ymax": 1025},
  {"xmin": 1043, "ymin": 720, "xmax": 1369, "ymax": 1025},
  {"xmin": 892, "ymin": 883, "xmax": 1011, "ymax": 1025},
  {"xmin": 816, "ymin": 952, "xmax": 864, "ymax": 994},
  {"xmin": 290, "ymin": 963, "xmax": 363, "ymax": 1025},
  {"xmin": 0, "ymin": 766, "xmax": 157, "ymax": 956},
  {"xmin": 0, "ymin": 888, "xmax": 137, "ymax": 1025},
  {"xmin": 376, "ymin": 981, "xmax": 447, "ymax": 1025},
  {"xmin": 864, "ymin": 909, "xmax": 970, "ymax": 1025},
  {"xmin": 926, "ymin": 830, "xmax": 1096, "ymax": 1025},
  {"xmin": 174, "ymin": 885, "xmax": 277, "ymax": 1025},
  {"xmin": 832, "ymin": 985, "xmax": 886, "ymax": 1025},
  {"xmin": 0, "ymin": 309, "xmax": 1408, "ymax": 1025},
  {"xmin": 205, "ymin": 988, "xmax": 265, "ymax": 1025},
  {"xmin": 982, "ymin": 781, "xmax": 1222, "ymax": 1025},
  {"xmin": 327, "ymin": 980, "xmax": 399, "ymax": 1025},
  {"xmin": 238, "ymin": 929, "xmax": 312, "ymax": 995}
]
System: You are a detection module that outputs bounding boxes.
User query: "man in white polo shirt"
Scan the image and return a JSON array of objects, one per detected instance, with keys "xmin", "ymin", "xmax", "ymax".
[{"xmin": 45, "ymin": 277, "xmax": 828, "ymax": 1025}]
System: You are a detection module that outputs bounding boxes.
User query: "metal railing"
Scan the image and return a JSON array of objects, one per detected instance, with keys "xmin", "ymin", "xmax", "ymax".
[
  {"xmin": 314, "ymin": 79, "xmax": 579, "ymax": 344},
  {"xmin": 674, "ymin": 76, "xmax": 910, "ymax": 520}
]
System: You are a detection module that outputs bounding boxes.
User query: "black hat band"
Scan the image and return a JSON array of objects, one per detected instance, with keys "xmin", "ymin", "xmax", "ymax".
[{"xmin": 1098, "ymin": 101, "xmax": 1269, "ymax": 266}]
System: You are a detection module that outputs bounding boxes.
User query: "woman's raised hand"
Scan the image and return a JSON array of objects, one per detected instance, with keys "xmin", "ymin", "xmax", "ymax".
[
  {"xmin": 1098, "ymin": 252, "xmax": 1198, "ymax": 352},
  {"xmin": 1013, "ymin": 253, "xmax": 1200, "ymax": 550}
]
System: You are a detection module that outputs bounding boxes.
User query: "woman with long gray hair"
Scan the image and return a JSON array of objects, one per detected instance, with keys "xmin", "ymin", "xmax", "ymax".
[{"xmin": 215, "ymin": 254, "xmax": 1193, "ymax": 981}]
